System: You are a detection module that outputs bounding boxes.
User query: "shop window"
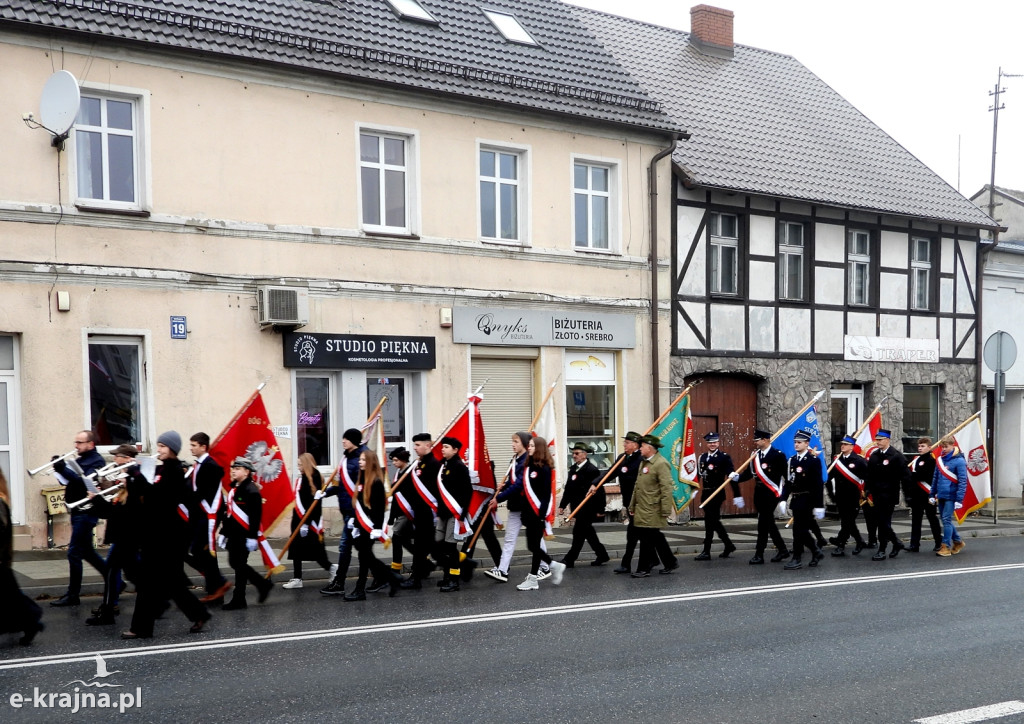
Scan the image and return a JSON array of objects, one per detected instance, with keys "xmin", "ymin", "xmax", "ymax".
[
  {"xmin": 88, "ymin": 337, "xmax": 144, "ymax": 446},
  {"xmin": 564, "ymin": 351, "xmax": 616, "ymax": 469},
  {"xmin": 902, "ymin": 384, "xmax": 940, "ymax": 450},
  {"xmin": 367, "ymin": 376, "xmax": 407, "ymax": 446},
  {"xmin": 296, "ymin": 376, "xmax": 331, "ymax": 466}
]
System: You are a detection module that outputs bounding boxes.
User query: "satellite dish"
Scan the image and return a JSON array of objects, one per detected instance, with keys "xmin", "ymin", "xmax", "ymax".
[{"xmin": 39, "ymin": 70, "xmax": 80, "ymax": 136}]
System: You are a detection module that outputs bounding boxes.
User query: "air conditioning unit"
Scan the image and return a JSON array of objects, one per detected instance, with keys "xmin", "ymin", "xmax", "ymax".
[{"xmin": 257, "ymin": 285, "xmax": 309, "ymax": 326}]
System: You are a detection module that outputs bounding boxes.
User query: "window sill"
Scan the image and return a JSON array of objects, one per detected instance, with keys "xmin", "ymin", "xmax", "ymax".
[
  {"xmin": 362, "ymin": 230, "xmax": 420, "ymax": 241},
  {"xmin": 75, "ymin": 204, "xmax": 150, "ymax": 218},
  {"xmin": 573, "ymin": 246, "xmax": 619, "ymax": 257},
  {"xmin": 480, "ymin": 238, "xmax": 528, "ymax": 249}
]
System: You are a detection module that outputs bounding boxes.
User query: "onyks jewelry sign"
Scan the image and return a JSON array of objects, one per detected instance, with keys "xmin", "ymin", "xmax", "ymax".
[
  {"xmin": 283, "ymin": 333, "xmax": 436, "ymax": 369},
  {"xmin": 844, "ymin": 335, "xmax": 939, "ymax": 363},
  {"xmin": 453, "ymin": 307, "xmax": 635, "ymax": 348}
]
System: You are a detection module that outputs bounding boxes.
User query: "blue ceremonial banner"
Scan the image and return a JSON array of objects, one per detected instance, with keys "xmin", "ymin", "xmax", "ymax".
[{"xmin": 774, "ymin": 404, "xmax": 828, "ymax": 481}]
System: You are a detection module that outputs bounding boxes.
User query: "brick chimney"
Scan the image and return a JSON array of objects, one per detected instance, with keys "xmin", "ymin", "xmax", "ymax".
[{"xmin": 690, "ymin": 4, "xmax": 734, "ymax": 58}]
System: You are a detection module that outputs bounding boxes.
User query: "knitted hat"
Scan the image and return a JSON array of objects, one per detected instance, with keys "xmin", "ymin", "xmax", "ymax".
[
  {"xmin": 343, "ymin": 428, "xmax": 363, "ymax": 446},
  {"xmin": 156, "ymin": 430, "xmax": 182, "ymax": 455},
  {"xmin": 513, "ymin": 431, "xmax": 531, "ymax": 448}
]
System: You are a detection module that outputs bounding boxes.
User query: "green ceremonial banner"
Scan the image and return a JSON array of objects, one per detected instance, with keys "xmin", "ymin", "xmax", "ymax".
[{"xmin": 650, "ymin": 394, "xmax": 698, "ymax": 511}]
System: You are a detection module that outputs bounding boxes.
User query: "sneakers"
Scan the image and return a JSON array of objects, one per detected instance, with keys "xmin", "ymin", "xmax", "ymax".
[
  {"xmin": 282, "ymin": 578, "xmax": 303, "ymax": 589},
  {"xmin": 484, "ymin": 567, "xmax": 508, "ymax": 583},
  {"xmin": 516, "ymin": 574, "xmax": 539, "ymax": 591},
  {"xmin": 536, "ymin": 567, "xmax": 552, "ymax": 581},
  {"xmin": 549, "ymin": 560, "xmax": 566, "ymax": 585},
  {"xmin": 951, "ymin": 540, "xmax": 965, "ymax": 555},
  {"xmin": 320, "ymin": 578, "xmax": 344, "ymax": 595}
]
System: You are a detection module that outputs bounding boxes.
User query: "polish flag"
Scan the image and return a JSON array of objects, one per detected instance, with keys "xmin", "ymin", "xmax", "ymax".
[
  {"xmin": 952, "ymin": 417, "xmax": 992, "ymax": 523},
  {"xmin": 855, "ymin": 410, "xmax": 882, "ymax": 458},
  {"xmin": 432, "ymin": 393, "xmax": 497, "ymax": 525},
  {"xmin": 531, "ymin": 389, "xmax": 558, "ymax": 536}
]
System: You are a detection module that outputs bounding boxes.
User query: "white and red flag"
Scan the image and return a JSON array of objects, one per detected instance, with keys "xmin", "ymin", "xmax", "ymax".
[
  {"xmin": 432, "ymin": 393, "xmax": 497, "ymax": 527},
  {"xmin": 854, "ymin": 409, "xmax": 882, "ymax": 458},
  {"xmin": 210, "ymin": 387, "xmax": 289, "ymax": 570},
  {"xmin": 530, "ymin": 384, "xmax": 558, "ymax": 535},
  {"xmin": 951, "ymin": 416, "xmax": 992, "ymax": 523}
]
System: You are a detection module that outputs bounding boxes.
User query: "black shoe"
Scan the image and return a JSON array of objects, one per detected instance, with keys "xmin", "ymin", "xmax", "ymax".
[
  {"xmin": 809, "ymin": 550, "xmax": 824, "ymax": 567},
  {"xmin": 19, "ymin": 621, "xmax": 44, "ymax": 646},
  {"xmin": 460, "ymin": 559, "xmax": 478, "ymax": 582},
  {"xmin": 439, "ymin": 580, "xmax": 460, "ymax": 593},
  {"xmin": 852, "ymin": 542, "xmax": 866, "ymax": 555},
  {"xmin": 784, "ymin": 558, "xmax": 803, "ymax": 570},
  {"xmin": 613, "ymin": 566, "xmax": 631, "ymax": 574},
  {"xmin": 907, "ymin": 545, "xmax": 920, "ymax": 553},
  {"xmin": 932, "ymin": 543, "xmax": 943, "ymax": 552},
  {"xmin": 85, "ymin": 614, "xmax": 116, "ymax": 626},
  {"xmin": 50, "ymin": 594, "xmax": 80, "ymax": 607},
  {"xmin": 343, "ymin": 590, "xmax": 366, "ymax": 602},
  {"xmin": 320, "ymin": 578, "xmax": 344, "ymax": 596},
  {"xmin": 748, "ymin": 555, "xmax": 765, "ymax": 565},
  {"xmin": 400, "ymin": 577, "xmax": 422, "ymax": 590},
  {"xmin": 222, "ymin": 598, "xmax": 247, "ymax": 610},
  {"xmin": 867, "ymin": 539, "xmax": 877, "ymax": 548},
  {"xmin": 366, "ymin": 578, "xmax": 389, "ymax": 594},
  {"xmin": 815, "ymin": 539, "xmax": 828, "ymax": 550},
  {"xmin": 659, "ymin": 562, "xmax": 679, "ymax": 574},
  {"xmin": 631, "ymin": 570, "xmax": 651, "ymax": 578},
  {"xmin": 828, "ymin": 536, "xmax": 841, "ymax": 546},
  {"xmin": 889, "ymin": 542, "xmax": 905, "ymax": 558},
  {"xmin": 871, "ymin": 550, "xmax": 887, "ymax": 561},
  {"xmin": 91, "ymin": 604, "xmax": 119, "ymax": 616},
  {"xmin": 558, "ymin": 559, "xmax": 575, "ymax": 568},
  {"xmin": 389, "ymin": 574, "xmax": 402, "ymax": 598},
  {"xmin": 694, "ymin": 551, "xmax": 712, "ymax": 561},
  {"xmin": 770, "ymin": 550, "xmax": 791, "ymax": 563},
  {"xmin": 591, "ymin": 555, "xmax": 610, "ymax": 567},
  {"xmin": 831, "ymin": 546, "xmax": 846, "ymax": 557},
  {"xmin": 719, "ymin": 543, "xmax": 737, "ymax": 559},
  {"xmin": 189, "ymin": 615, "xmax": 211, "ymax": 634}
]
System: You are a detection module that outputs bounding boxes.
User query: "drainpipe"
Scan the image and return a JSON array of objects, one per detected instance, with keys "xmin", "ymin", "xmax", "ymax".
[{"xmin": 649, "ymin": 134, "xmax": 684, "ymax": 419}]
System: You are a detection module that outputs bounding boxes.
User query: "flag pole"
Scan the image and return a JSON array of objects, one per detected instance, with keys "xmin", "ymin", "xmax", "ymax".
[
  {"xmin": 566, "ymin": 379, "xmax": 703, "ymax": 521},
  {"xmin": 700, "ymin": 389, "xmax": 826, "ymax": 508},
  {"xmin": 826, "ymin": 396, "xmax": 889, "ymax": 475},
  {"xmin": 529, "ymin": 378, "xmax": 560, "ymax": 433}
]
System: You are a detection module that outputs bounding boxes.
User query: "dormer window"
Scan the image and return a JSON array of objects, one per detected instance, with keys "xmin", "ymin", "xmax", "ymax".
[
  {"xmin": 483, "ymin": 9, "xmax": 538, "ymax": 45},
  {"xmin": 385, "ymin": 0, "xmax": 438, "ymax": 24}
]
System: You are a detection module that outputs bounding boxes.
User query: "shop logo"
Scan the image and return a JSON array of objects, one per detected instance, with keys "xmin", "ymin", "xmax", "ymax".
[
  {"xmin": 475, "ymin": 313, "xmax": 531, "ymax": 342},
  {"xmin": 292, "ymin": 334, "xmax": 319, "ymax": 365}
]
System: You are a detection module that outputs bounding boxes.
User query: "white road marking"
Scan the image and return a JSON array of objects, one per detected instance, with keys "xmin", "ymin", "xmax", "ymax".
[
  {"xmin": 3, "ymin": 562, "xmax": 1023, "ymax": 672},
  {"xmin": 914, "ymin": 701, "xmax": 1024, "ymax": 723}
]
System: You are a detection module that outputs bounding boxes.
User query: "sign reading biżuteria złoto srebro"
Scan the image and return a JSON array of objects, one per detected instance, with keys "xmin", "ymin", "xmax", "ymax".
[{"xmin": 452, "ymin": 307, "xmax": 636, "ymax": 348}]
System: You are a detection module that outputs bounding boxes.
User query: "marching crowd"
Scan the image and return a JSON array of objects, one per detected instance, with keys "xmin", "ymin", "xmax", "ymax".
[{"xmin": 0, "ymin": 421, "xmax": 970, "ymax": 646}]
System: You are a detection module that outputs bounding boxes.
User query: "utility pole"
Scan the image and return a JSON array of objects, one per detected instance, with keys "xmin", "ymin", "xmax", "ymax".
[{"xmin": 987, "ymin": 67, "xmax": 1023, "ymax": 240}]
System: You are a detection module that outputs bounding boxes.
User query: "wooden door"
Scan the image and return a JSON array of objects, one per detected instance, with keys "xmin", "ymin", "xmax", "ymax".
[{"xmin": 687, "ymin": 374, "xmax": 758, "ymax": 518}]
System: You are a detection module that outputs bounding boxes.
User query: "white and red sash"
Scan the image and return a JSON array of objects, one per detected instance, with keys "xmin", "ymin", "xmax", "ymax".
[
  {"xmin": 412, "ymin": 463, "xmax": 438, "ymax": 514},
  {"xmin": 353, "ymin": 488, "xmax": 376, "ymax": 534},
  {"xmin": 523, "ymin": 467, "xmax": 553, "ymax": 536},
  {"xmin": 226, "ymin": 486, "xmax": 280, "ymax": 568},
  {"xmin": 394, "ymin": 490, "xmax": 416, "ymax": 520},
  {"xmin": 936, "ymin": 455, "xmax": 958, "ymax": 486},
  {"xmin": 834, "ymin": 457, "xmax": 865, "ymax": 491},
  {"xmin": 202, "ymin": 486, "xmax": 223, "ymax": 550},
  {"xmin": 437, "ymin": 465, "xmax": 469, "ymax": 536},
  {"xmin": 911, "ymin": 456, "xmax": 932, "ymax": 494},
  {"xmin": 338, "ymin": 460, "xmax": 358, "ymax": 499},
  {"xmin": 226, "ymin": 487, "xmax": 250, "ymax": 531},
  {"xmin": 293, "ymin": 476, "xmax": 323, "ymax": 536},
  {"xmin": 177, "ymin": 503, "xmax": 190, "ymax": 522},
  {"xmin": 753, "ymin": 453, "xmax": 783, "ymax": 498}
]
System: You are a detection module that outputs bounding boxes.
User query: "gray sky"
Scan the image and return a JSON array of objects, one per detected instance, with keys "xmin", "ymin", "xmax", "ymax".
[{"xmin": 570, "ymin": 0, "xmax": 1024, "ymax": 214}]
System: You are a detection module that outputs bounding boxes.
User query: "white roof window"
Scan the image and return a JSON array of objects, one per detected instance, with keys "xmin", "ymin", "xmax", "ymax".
[
  {"xmin": 385, "ymin": 0, "xmax": 438, "ymax": 24},
  {"xmin": 483, "ymin": 9, "xmax": 538, "ymax": 45}
]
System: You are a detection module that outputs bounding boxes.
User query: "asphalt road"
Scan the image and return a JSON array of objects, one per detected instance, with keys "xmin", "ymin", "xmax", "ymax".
[{"xmin": 2, "ymin": 537, "xmax": 1023, "ymax": 723}]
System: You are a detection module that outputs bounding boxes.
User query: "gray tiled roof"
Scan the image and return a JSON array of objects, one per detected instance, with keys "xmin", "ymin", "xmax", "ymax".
[
  {"xmin": 572, "ymin": 6, "xmax": 998, "ymax": 230},
  {"xmin": 1, "ymin": 0, "xmax": 682, "ymax": 135}
]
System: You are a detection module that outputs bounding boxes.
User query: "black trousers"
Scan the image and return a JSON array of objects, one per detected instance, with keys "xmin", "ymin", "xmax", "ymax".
[
  {"xmin": 908, "ymin": 496, "xmax": 942, "ymax": 547},
  {"xmin": 462, "ymin": 512, "xmax": 503, "ymax": 567},
  {"xmin": 524, "ymin": 518, "xmax": 552, "ymax": 575},
  {"xmin": 390, "ymin": 516, "xmax": 416, "ymax": 566},
  {"xmin": 701, "ymin": 502, "xmax": 733, "ymax": 553},
  {"xmin": 872, "ymin": 497, "xmax": 901, "ymax": 552},
  {"xmin": 352, "ymin": 534, "xmax": 392, "ymax": 592},
  {"xmin": 789, "ymin": 501, "xmax": 818, "ymax": 558},
  {"xmin": 754, "ymin": 490, "xmax": 787, "ymax": 555},
  {"xmin": 411, "ymin": 513, "xmax": 438, "ymax": 580},
  {"xmin": 862, "ymin": 500, "xmax": 878, "ymax": 543},
  {"xmin": 226, "ymin": 539, "xmax": 270, "ymax": 602},
  {"xmin": 636, "ymin": 527, "xmax": 676, "ymax": 572},
  {"xmin": 130, "ymin": 544, "xmax": 207, "ymax": 637},
  {"xmin": 563, "ymin": 515, "xmax": 608, "ymax": 563},
  {"xmin": 185, "ymin": 529, "xmax": 227, "ymax": 594},
  {"xmin": 835, "ymin": 499, "xmax": 865, "ymax": 547}
]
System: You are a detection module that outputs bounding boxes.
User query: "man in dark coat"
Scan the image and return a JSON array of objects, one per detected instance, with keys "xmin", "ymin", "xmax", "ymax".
[
  {"xmin": 557, "ymin": 442, "xmax": 608, "ymax": 567},
  {"xmin": 827, "ymin": 434, "xmax": 868, "ymax": 556},
  {"xmin": 185, "ymin": 432, "xmax": 231, "ymax": 603},
  {"xmin": 904, "ymin": 437, "xmax": 942, "ymax": 552},
  {"xmin": 783, "ymin": 430, "xmax": 825, "ymax": 570},
  {"xmin": 865, "ymin": 429, "xmax": 909, "ymax": 561},
  {"xmin": 318, "ymin": 427, "xmax": 367, "ymax": 595},
  {"xmin": 694, "ymin": 431, "xmax": 743, "ymax": 560},
  {"xmin": 51, "ymin": 430, "xmax": 107, "ymax": 607},
  {"xmin": 605, "ymin": 431, "xmax": 648, "ymax": 574},
  {"xmin": 735, "ymin": 429, "xmax": 790, "ymax": 564}
]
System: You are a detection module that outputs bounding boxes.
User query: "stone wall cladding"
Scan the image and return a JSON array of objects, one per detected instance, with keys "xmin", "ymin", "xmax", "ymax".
[{"xmin": 672, "ymin": 356, "xmax": 977, "ymax": 448}]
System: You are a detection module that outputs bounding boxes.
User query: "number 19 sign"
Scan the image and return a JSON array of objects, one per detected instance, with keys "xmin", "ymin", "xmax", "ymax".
[{"xmin": 170, "ymin": 316, "xmax": 187, "ymax": 340}]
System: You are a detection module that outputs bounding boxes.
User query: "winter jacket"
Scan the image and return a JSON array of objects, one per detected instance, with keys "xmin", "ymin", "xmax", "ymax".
[{"xmin": 931, "ymin": 450, "xmax": 968, "ymax": 503}]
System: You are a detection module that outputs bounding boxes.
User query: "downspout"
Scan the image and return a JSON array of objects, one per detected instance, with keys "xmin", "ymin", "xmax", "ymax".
[{"xmin": 648, "ymin": 134, "xmax": 684, "ymax": 419}]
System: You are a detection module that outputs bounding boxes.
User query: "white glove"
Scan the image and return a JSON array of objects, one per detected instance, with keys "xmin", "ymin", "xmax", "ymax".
[
  {"xmin": 299, "ymin": 525, "xmax": 309, "ymax": 538},
  {"xmin": 727, "ymin": 472, "xmax": 740, "ymax": 481},
  {"xmin": 313, "ymin": 490, "xmax": 325, "ymax": 500},
  {"xmin": 813, "ymin": 507, "xmax": 825, "ymax": 520},
  {"xmin": 775, "ymin": 501, "xmax": 788, "ymax": 517},
  {"xmin": 217, "ymin": 534, "xmax": 226, "ymax": 550},
  {"xmin": 954, "ymin": 502, "xmax": 963, "ymax": 510},
  {"xmin": 245, "ymin": 538, "xmax": 258, "ymax": 552},
  {"xmin": 732, "ymin": 496, "xmax": 745, "ymax": 510},
  {"xmin": 928, "ymin": 497, "xmax": 936, "ymax": 505},
  {"xmin": 370, "ymin": 528, "xmax": 383, "ymax": 540}
]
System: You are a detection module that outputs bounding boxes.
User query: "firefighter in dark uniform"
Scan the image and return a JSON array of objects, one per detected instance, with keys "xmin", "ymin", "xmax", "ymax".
[
  {"xmin": 606, "ymin": 432, "xmax": 651, "ymax": 574},
  {"xmin": 694, "ymin": 431, "xmax": 743, "ymax": 560},
  {"xmin": 905, "ymin": 436, "xmax": 942, "ymax": 552},
  {"xmin": 783, "ymin": 430, "xmax": 825, "ymax": 570},
  {"xmin": 827, "ymin": 434, "xmax": 868, "ymax": 556},
  {"xmin": 557, "ymin": 442, "xmax": 608, "ymax": 567},
  {"xmin": 865, "ymin": 429, "xmax": 909, "ymax": 560},
  {"xmin": 735, "ymin": 429, "xmax": 790, "ymax": 564}
]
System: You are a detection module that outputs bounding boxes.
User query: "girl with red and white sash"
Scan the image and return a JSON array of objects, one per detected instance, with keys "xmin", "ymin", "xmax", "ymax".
[
  {"xmin": 516, "ymin": 436, "xmax": 566, "ymax": 591},
  {"xmin": 282, "ymin": 453, "xmax": 333, "ymax": 590},
  {"xmin": 344, "ymin": 451, "xmax": 400, "ymax": 601}
]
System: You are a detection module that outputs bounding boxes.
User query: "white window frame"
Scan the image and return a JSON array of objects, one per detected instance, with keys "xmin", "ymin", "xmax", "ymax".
[
  {"xmin": 778, "ymin": 220, "xmax": 805, "ymax": 301},
  {"xmin": 910, "ymin": 236, "xmax": 932, "ymax": 311},
  {"xmin": 357, "ymin": 125, "xmax": 419, "ymax": 235},
  {"xmin": 478, "ymin": 142, "xmax": 529, "ymax": 245},
  {"xmin": 709, "ymin": 211, "xmax": 740, "ymax": 295},
  {"xmin": 0, "ymin": 335, "xmax": 25, "ymax": 524},
  {"xmin": 82, "ymin": 330, "xmax": 154, "ymax": 453},
  {"xmin": 847, "ymin": 229, "xmax": 872, "ymax": 307},
  {"xmin": 482, "ymin": 9, "xmax": 539, "ymax": 45},
  {"xmin": 572, "ymin": 156, "xmax": 618, "ymax": 253},
  {"xmin": 70, "ymin": 84, "xmax": 151, "ymax": 212},
  {"xmin": 384, "ymin": 0, "xmax": 438, "ymax": 23}
]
